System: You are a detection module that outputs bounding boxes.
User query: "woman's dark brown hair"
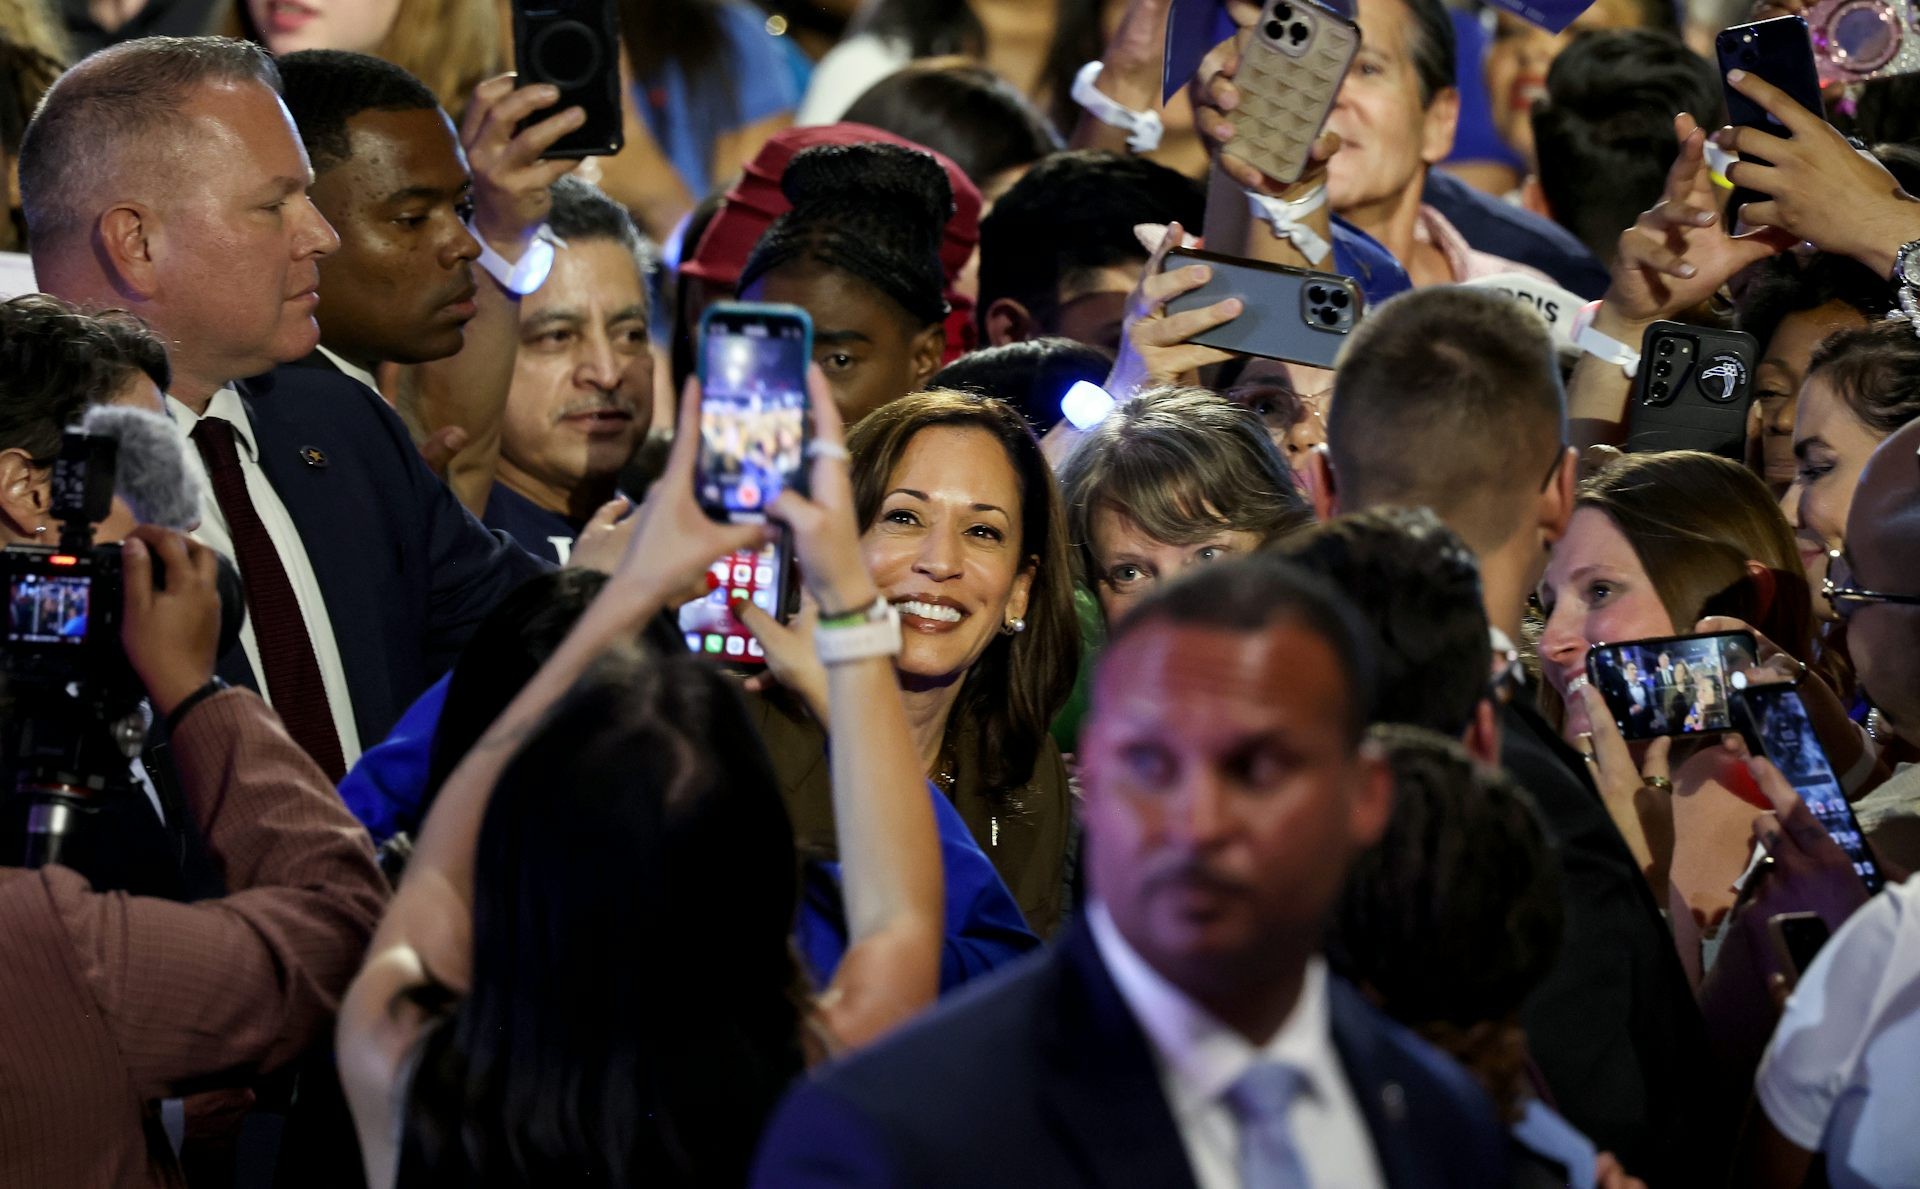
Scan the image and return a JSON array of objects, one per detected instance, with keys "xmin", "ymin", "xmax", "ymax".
[
  {"xmin": 846, "ymin": 388, "xmax": 1078, "ymax": 793},
  {"xmin": 1805, "ymin": 318, "xmax": 1920, "ymax": 436}
]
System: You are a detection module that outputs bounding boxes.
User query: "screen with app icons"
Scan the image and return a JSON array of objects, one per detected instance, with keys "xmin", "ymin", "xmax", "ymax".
[{"xmin": 677, "ymin": 541, "xmax": 785, "ymax": 667}]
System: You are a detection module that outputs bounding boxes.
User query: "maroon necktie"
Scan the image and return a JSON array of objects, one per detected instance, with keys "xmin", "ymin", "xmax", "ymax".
[{"xmin": 191, "ymin": 417, "xmax": 347, "ymax": 780}]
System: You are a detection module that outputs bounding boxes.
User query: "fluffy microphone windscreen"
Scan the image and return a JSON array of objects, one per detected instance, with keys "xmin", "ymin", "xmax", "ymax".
[{"xmin": 78, "ymin": 405, "xmax": 206, "ymax": 532}]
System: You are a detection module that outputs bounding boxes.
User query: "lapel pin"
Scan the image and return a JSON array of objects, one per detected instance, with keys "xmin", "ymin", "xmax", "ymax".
[
  {"xmin": 299, "ymin": 445, "xmax": 329, "ymax": 469},
  {"xmin": 1379, "ymin": 1082, "xmax": 1407, "ymax": 1124}
]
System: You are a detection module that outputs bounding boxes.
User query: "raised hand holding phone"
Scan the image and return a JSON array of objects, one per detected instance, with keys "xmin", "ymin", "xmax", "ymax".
[{"xmin": 733, "ymin": 364, "xmax": 875, "ymax": 722}]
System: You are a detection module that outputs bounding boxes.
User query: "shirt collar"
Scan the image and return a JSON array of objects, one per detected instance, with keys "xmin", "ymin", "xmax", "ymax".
[
  {"xmin": 1088, "ymin": 901, "xmax": 1337, "ymax": 1118},
  {"xmin": 315, "ymin": 345, "xmax": 380, "ymax": 394},
  {"xmin": 165, "ymin": 386, "xmax": 261, "ymax": 464}
]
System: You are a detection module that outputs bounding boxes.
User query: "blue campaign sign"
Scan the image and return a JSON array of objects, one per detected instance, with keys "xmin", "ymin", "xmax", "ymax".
[{"xmin": 1479, "ymin": 0, "xmax": 1601, "ymax": 33}]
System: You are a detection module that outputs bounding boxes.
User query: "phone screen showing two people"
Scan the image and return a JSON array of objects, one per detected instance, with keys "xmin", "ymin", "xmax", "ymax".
[
  {"xmin": 697, "ymin": 313, "xmax": 809, "ymax": 521},
  {"xmin": 1587, "ymin": 632, "xmax": 1759, "ymax": 740}
]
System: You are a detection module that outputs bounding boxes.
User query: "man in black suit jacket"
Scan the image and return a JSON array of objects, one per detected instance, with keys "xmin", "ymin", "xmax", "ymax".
[
  {"xmin": 21, "ymin": 38, "xmax": 549, "ymax": 768},
  {"xmin": 1311, "ymin": 286, "xmax": 1725, "ymax": 1184},
  {"xmin": 753, "ymin": 559, "xmax": 1509, "ymax": 1187}
]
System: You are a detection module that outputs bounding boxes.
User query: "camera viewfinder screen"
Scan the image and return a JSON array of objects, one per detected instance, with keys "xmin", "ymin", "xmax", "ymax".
[
  {"xmin": 698, "ymin": 317, "xmax": 808, "ymax": 518},
  {"xmin": 9, "ymin": 573, "xmax": 90, "ymax": 645},
  {"xmin": 1587, "ymin": 632, "xmax": 1758, "ymax": 739},
  {"xmin": 1743, "ymin": 687, "xmax": 1884, "ymax": 893}
]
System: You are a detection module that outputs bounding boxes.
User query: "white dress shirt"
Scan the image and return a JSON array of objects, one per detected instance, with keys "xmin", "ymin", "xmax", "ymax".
[
  {"xmin": 1089, "ymin": 903, "xmax": 1388, "ymax": 1189},
  {"xmin": 164, "ymin": 387, "xmax": 363, "ymax": 768},
  {"xmin": 314, "ymin": 345, "xmax": 380, "ymax": 395}
]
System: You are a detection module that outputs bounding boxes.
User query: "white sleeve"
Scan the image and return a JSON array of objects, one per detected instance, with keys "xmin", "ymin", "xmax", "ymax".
[
  {"xmin": 1755, "ymin": 888, "xmax": 1910, "ymax": 1149},
  {"xmin": 796, "ymin": 35, "xmax": 912, "ymax": 125}
]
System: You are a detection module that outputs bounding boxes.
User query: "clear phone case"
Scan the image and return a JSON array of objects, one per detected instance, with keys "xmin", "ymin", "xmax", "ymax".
[{"xmin": 1223, "ymin": 0, "xmax": 1361, "ymax": 186}]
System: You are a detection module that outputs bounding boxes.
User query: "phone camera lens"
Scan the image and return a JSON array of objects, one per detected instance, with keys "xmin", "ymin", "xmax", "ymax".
[
  {"xmin": 1654, "ymin": 360, "xmax": 1672, "ymax": 378},
  {"xmin": 1330, "ymin": 289, "xmax": 1350, "ymax": 308},
  {"xmin": 1651, "ymin": 381, "xmax": 1670, "ymax": 399},
  {"xmin": 1274, "ymin": 1, "xmax": 1293, "ymax": 19},
  {"xmin": 1318, "ymin": 307, "xmax": 1339, "ymax": 325},
  {"xmin": 1289, "ymin": 22, "xmax": 1309, "ymax": 42},
  {"xmin": 1307, "ymin": 284, "xmax": 1327, "ymax": 302},
  {"xmin": 1740, "ymin": 46, "xmax": 1758, "ymax": 63},
  {"xmin": 1658, "ymin": 339, "xmax": 1676, "ymax": 356},
  {"xmin": 1265, "ymin": 19, "xmax": 1286, "ymax": 39}
]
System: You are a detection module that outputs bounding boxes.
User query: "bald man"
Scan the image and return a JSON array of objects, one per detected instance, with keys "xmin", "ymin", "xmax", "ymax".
[
  {"xmin": 1841, "ymin": 417, "xmax": 1920, "ymax": 747},
  {"xmin": 18, "ymin": 36, "xmax": 543, "ymax": 775}
]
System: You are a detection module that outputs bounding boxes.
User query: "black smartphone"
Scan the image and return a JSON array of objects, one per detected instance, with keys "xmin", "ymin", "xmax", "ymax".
[
  {"xmin": 1733, "ymin": 683, "xmax": 1886, "ymax": 894},
  {"xmin": 678, "ymin": 534, "xmax": 798, "ymax": 670},
  {"xmin": 1767, "ymin": 911, "xmax": 1832, "ymax": 981},
  {"xmin": 1162, "ymin": 247, "xmax": 1362, "ymax": 369},
  {"xmin": 1585, "ymin": 630, "xmax": 1760, "ymax": 741},
  {"xmin": 512, "ymin": 0, "xmax": 626, "ymax": 158},
  {"xmin": 1626, "ymin": 321, "xmax": 1757, "ymax": 460},
  {"xmin": 1716, "ymin": 17, "xmax": 1825, "ymax": 226},
  {"xmin": 695, "ymin": 302, "xmax": 812, "ymax": 524}
]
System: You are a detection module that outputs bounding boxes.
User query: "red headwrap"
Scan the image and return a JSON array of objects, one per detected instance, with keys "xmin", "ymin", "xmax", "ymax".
[{"xmin": 682, "ymin": 122, "xmax": 982, "ymax": 361}]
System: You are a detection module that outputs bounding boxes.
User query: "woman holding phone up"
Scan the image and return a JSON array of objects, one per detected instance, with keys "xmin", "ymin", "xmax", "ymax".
[
  {"xmin": 1535, "ymin": 451, "xmax": 1822, "ymax": 940},
  {"xmin": 336, "ymin": 368, "xmax": 944, "ymax": 1188},
  {"xmin": 736, "ymin": 388, "xmax": 1080, "ymax": 936}
]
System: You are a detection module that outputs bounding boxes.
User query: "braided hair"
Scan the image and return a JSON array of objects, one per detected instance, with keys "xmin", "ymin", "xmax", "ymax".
[{"xmin": 738, "ymin": 142, "xmax": 951, "ymax": 330}]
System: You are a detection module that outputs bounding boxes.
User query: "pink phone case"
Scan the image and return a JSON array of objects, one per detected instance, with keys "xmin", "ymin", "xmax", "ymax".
[{"xmin": 1223, "ymin": 0, "xmax": 1360, "ymax": 186}]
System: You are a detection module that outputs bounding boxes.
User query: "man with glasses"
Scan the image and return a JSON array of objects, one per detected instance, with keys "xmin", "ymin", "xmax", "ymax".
[
  {"xmin": 1836, "ymin": 419, "xmax": 1920, "ymax": 750},
  {"xmin": 1314, "ymin": 285, "xmax": 1724, "ymax": 1184}
]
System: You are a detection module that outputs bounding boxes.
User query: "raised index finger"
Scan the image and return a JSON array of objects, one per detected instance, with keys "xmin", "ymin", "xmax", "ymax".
[{"xmin": 1726, "ymin": 68, "xmax": 1823, "ymax": 139}]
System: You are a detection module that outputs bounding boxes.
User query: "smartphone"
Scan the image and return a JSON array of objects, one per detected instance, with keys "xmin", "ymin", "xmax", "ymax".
[
  {"xmin": 1162, "ymin": 247, "xmax": 1362, "ymax": 368},
  {"xmin": 1222, "ymin": 0, "xmax": 1360, "ymax": 186},
  {"xmin": 1767, "ymin": 911, "xmax": 1833, "ymax": 982},
  {"xmin": 678, "ymin": 534, "xmax": 797, "ymax": 669},
  {"xmin": 1716, "ymin": 17, "xmax": 1825, "ymax": 226},
  {"xmin": 512, "ymin": 0, "xmax": 626, "ymax": 158},
  {"xmin": 1733, "ymin": 683, "xmax": 1886, "ymax": 894},
  {"xmin": 1626, "ymin": 321, "xmax": 1757, "ymax": 460},
  {"xmin": 1585, "ymin": 630, "xmax": 1760, "ymax": 741},
  {"xmin": 695, "ymin": 303, "xmax": 812, "ymax": 524}
]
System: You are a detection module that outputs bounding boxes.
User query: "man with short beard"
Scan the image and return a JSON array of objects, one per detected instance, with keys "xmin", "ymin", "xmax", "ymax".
[{"xmin": 483, "ymin": 176, "xmax": 654, "ymax": 564}]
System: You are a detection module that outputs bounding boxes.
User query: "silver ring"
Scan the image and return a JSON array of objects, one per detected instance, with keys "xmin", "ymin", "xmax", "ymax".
[{"xmin": 806, "ymin": 440, "xmax": 850, "ymax": 463}]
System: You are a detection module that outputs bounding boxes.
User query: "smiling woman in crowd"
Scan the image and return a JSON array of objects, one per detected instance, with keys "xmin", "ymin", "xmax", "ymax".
[
  {"xmin": 1535, "ymin": 451, "xmax": 1835, "ymax": 934},
  {"xmin": 739, "ymin": 387, "xmax": 1079, "ymax": 935}
]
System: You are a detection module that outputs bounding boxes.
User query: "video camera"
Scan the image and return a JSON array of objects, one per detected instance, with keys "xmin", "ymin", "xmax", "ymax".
[{"xmin": 0, "ymin": 430, "xmax": 153, "ymax": 868}]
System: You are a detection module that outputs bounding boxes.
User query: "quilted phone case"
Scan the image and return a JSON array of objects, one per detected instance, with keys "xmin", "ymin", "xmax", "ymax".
[{"xmin": 1223, "ymin": 0, "xmax": 1360, "ymax": 186}]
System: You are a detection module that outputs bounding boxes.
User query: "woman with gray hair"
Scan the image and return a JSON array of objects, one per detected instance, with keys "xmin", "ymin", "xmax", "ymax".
[{"xmin": 1057, "ymin": 386, "xmax": 1313, "ymax": 625}]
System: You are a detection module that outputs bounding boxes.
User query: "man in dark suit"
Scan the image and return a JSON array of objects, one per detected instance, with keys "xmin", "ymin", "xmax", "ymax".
[
  {"xmin": 20, "ymin": 37, "xmax": 549, "ymax": 777},
  {"xmin": 1313, "ymin": 286, "xmax": 1727, "ymax": 1184},
  {"xmin": 753, "ymin": 558, "xmax": 1509, "ymax": 1187}
]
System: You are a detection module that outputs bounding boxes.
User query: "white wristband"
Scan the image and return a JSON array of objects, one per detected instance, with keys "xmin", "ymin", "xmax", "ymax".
[
  {"xmin": 472, "ymin": 222, "xmax": 566, "ymax": 296},
  {"xmin": 1071, "ymin": 61, "xmax": 1165, "ymax": 154},
  {"xmin": 1570, "ymin": 300, "xmax": 1641, "ymax": 379},
  {"xmin": 814, "ymin": 601, "xmax": 902, "ymax": 665},
  {"xmin": 1246, "ymin": 185, "xmax": 1332, "ymax": 268}
]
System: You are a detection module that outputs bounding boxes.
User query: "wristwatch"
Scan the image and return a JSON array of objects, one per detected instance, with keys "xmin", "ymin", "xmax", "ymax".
[
  {"xmin": 1893, "ymin": 238, "xmax": 1920, "ymax": 290},
  {"xmin": 814, "ymin": 595, "xmax": 902, "ymax": 665}
]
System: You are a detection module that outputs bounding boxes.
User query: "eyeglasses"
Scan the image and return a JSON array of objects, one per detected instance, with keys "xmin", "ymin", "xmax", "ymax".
[{"xmin": 1824, "ymin": 549, "xmax": 1920, "ymax": 619}]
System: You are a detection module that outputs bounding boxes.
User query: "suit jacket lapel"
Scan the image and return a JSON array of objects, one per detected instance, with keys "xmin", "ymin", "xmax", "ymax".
[
  {"xmin": 1328, "ymin": 979, "xmax": 1429, "ymax": 1189},
  {"xmin": 1036, "ymin": 923, "xmax": 1201, "ymax": 1189}
]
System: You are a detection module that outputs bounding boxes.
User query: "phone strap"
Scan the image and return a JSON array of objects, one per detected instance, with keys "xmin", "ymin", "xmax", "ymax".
[
  {"xmin": 1245, "ymin": 185, "xmax": 1332, "ymax": 267},
  {"xmin": 1072, "ymin": 61, "xmax": 1165, "ymax": 154}
]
